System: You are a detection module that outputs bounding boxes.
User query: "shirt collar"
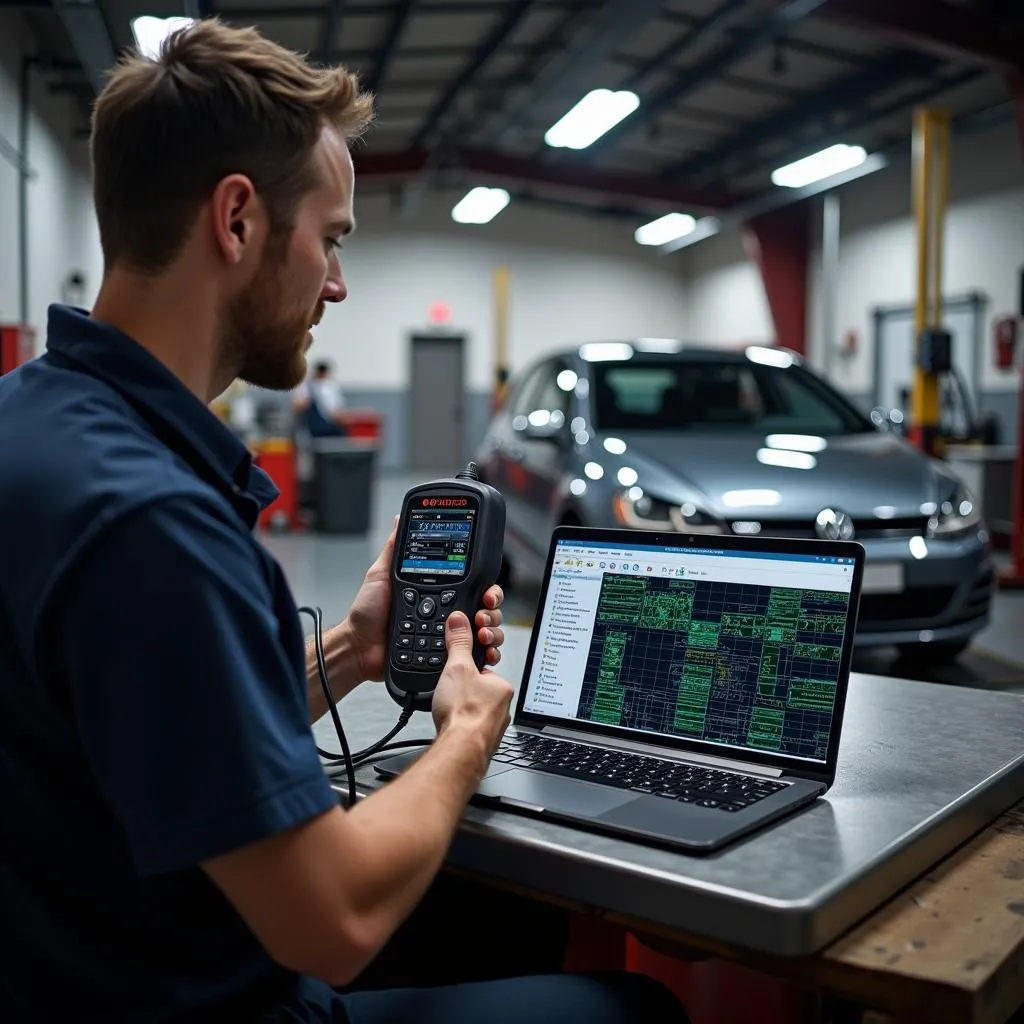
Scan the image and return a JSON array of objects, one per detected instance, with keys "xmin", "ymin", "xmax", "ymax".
[{"xmin": 45, "ymin": 304, "xmax": 279, "ymax": 515}]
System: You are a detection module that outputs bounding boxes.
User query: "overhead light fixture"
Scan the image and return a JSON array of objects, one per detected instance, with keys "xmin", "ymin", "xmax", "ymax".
[
  {"xmin": 771, "ymin": 143, "xmax": 868, "ymax": 188},
  {"xmin": 451, "ymin": 186, "xmax": 510, "ymax": 225},
  {"xmin": 131, "ymin": 16, "xmax": 195, "ymax": 60},
  {"xmin": 544, "ymin": 89, "xmax": 640, "ymax": 150},
  {"xmin": 635, "ymin": 212, "xmax": 696, "ymax": 246}
]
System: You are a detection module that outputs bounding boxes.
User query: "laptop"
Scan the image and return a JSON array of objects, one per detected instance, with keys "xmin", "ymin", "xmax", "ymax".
[{"xmin": 376, "ymin": 525, "xmax": 864, "ymax": 853}]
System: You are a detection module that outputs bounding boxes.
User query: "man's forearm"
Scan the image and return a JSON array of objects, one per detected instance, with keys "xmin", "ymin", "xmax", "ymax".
[
  {"xmin": 306, "ymin": 620, "xmax": 362, "ymax": 722},
  {"xmin": 340, "ymin": 721, "xmax": 491, "ymax": 946}
]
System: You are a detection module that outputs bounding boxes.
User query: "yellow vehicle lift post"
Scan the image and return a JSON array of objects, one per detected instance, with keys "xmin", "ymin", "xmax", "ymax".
[{"xmin": 908, "ymin": 107, "xmax": 951, "ymax": 456}]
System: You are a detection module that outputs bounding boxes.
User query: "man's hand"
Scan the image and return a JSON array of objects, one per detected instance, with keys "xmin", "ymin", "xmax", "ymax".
[
  {"xmin": 345, "ymin": 520, "xmax": 507, "ymax": 684},
  {"xmin": 311, "ymin": 519, "xmax": 507, "ymax": 709},
  {"xmin": 432, "ymin": 611, "xmax": 514, "ymax": 759}
]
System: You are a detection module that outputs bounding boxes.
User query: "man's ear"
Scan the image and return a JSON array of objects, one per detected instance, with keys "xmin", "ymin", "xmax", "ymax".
[{"xmin": 209, "ymin": 174, "xmax": 265, "ymax": 266}]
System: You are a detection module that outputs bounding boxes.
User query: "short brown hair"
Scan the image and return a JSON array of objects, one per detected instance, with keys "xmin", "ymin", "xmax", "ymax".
[{"xmin": 90, "ymin": 19, "xmax": 374, "ymax": 273}]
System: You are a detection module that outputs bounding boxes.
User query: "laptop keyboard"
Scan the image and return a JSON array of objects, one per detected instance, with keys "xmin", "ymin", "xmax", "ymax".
[{"xmin": 493, "ymin": 733, "xmax": 786, "ymax": 813}]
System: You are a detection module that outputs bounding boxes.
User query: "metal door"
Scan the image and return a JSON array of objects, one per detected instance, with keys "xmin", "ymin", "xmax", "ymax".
[
  {"xmin": 408, "ymin": 333, "xmax": 465, "ymax": 471},
  {"xmin": 872, "ymin": 293, "xmax": 985, "ymax": 433}
]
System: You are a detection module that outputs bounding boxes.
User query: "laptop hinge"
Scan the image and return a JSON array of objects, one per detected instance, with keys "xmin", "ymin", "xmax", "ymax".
[{"xmin": 529, "ymin": 725, "xmax": 785, "ymax": 778}]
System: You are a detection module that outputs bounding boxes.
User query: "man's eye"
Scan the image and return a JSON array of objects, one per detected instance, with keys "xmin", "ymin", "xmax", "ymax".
[{"xmin": 325, "ymin": 238, "xmax": 343, "ymax": 255}]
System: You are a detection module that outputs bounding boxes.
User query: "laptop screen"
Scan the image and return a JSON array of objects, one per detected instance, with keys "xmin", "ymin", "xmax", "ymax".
[{"xmin": 521, "ymin": 537, "xmax": 857, "ymax": 766}]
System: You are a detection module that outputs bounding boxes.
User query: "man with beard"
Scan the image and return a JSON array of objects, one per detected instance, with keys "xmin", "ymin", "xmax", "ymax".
[{"xmin": 0, "ymin": 18, "xmax": 688, "ymax": 1024}]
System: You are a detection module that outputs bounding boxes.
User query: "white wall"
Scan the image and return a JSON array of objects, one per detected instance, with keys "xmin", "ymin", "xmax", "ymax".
[
  {"xmin": 677, "ymin": 228, "xmax": 773, "ymax": 346},
  {"xmin": 807, "ymin": 119, "xmax": 1023, "ymax": 396},
  {"xmin": 0, "ymin": 16, "xmax": 101, "ymax": 349},
  {"xmin": 676, "ymin": 117, "xmax": 1023, "ymax": 401},
  {"xmin": 314, "ymin": 192, "xmax": 690, "ymax": 390}
]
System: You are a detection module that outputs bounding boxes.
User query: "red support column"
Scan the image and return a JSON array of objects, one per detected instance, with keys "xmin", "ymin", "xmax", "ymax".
[
  {"xmin": 743, "ymin": 203, "xmax": 811, "ymax": 356},
  {"xmin": 999, "ymin": 71, "xmax": 1024, "ymax": 588}
]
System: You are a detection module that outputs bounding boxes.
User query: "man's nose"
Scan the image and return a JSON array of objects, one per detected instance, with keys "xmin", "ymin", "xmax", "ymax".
[{"xmin": 322, "ymin": 265, "xmax": 347, "ymax": 304}]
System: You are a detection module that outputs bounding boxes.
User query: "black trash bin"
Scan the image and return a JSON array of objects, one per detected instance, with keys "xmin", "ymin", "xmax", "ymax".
[{"xmin": 311, "ymin": 438, "xmax": 377, "ymax": 534}]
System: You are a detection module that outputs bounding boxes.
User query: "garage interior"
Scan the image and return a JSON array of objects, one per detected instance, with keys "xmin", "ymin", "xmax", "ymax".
[{"xmin": 3, "ymin": 0, "xmax": 1024, "ymax": 1021}]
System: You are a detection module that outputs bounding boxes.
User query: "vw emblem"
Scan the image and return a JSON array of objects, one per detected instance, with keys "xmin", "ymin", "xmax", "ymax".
[{"xmin": 815, "ymin": 508, "xmax": 855, "ymax": 541}]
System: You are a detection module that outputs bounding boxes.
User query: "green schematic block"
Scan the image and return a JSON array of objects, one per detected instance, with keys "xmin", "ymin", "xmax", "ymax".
[
  {"xmin": 596, "ymin": 576, "xmax": 646, "ymax": 625},
  {"xmin": 757, "ymin": 644, "xmax": 780, "ymax": 700},
  {"xmin": 792, "ymin": 642, "xmax": 841, "ymax": 661},
  {"xmin": 591, "ymin": 631, "xmax": 627, "ymax": 724},
  {"xmin": 720, "ymin": 612, "xmax": 765, "ymax": 639},
  {"xmin": 687, "ymin": 620, "xmax": 720, "ymax": 649},
  {"xmin": 638, "ymin": 580, "xmax": 695, "ymax": 630},
  {"xmin": 787, "ymin": 678, "xmax": 837, "ymax": 713},
  {"xmin": 747, "ymin": 706, "xmax": 785, "ymax": 750},
  {"xmin": 764, "ymin": 588, "xmax": 800, "ymax": 643},
  {"xmin": 673, "ymin": 650, "xmax": 714, "ymax": 734}
]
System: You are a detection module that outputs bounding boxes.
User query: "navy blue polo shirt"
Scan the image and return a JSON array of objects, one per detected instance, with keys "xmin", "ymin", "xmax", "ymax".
[{"xmin": 0, "ymin": 306, "xmax": 341, "ymax": 1021}]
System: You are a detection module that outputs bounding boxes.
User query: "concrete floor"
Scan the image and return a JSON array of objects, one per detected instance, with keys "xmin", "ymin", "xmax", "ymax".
[{"xmin": 262, "ymin": 471, "xmax": 1024, "ymax": 693}]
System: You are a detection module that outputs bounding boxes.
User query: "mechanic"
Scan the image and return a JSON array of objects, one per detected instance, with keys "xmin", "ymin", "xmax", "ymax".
[{"xmin": 0, "ymin": 19, "xmax": 689, "ymax": 1024}]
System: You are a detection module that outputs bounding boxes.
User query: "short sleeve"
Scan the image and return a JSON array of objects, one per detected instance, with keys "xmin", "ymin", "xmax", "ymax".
[{"xmin": 51, "ymin": 496, "xmax": 338, "ymax": 875}]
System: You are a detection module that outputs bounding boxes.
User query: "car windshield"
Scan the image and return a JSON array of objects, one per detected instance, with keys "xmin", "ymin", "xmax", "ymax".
[{"xmin": 591, "ymin": 359, "xmax": 873, "ymax": 435}]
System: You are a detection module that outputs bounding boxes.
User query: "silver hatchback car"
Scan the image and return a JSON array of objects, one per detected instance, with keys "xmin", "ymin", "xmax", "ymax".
[{"xmin": 476, "ymin": 341, "xmax": 994, "ymax": 663}]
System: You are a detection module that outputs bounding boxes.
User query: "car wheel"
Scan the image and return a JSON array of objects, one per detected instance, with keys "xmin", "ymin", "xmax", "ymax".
[{"xmin": 897, "ymin": 639, "xmax": 971, "ymax": 664}]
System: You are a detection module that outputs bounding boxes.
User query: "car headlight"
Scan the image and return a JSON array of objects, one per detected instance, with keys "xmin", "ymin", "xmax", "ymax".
[
  {"xmin": 928, "ymin": 485, "xmax": 982, "ymax": 537},
  {"xmin": 612, "ymin": 490, "xmax": 723, "ymax": 534}
]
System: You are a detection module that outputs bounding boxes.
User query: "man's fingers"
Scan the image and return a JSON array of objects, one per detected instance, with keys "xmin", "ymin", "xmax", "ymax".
[
  {"xmin": 474, "ymin": 607, "xmax": 504, "ymax": 630},
  {"xmin": 366, "ymin": 517, "xmax": 399, "ymax": 578},
  {"xmin": 478, "ymin": 625, "xmax": 504, "ymax": 649},
  {"xmin": 483, "ymin": 585, "xmax": 504, "ymax": 609}
]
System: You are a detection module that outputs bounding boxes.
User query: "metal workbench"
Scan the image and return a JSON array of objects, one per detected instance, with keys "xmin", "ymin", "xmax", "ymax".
[{"xmin": 313, "ymin": 627, "xmax": 1024, "ymax": 956}]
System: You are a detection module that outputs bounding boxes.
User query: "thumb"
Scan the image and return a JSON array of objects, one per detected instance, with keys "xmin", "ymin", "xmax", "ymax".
[{"xmin": 445, "ymin": 611, "xmax": 474, "ymax": 659}]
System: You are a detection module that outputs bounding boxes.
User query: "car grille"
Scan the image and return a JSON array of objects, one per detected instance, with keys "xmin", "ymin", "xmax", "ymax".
[
  {"xmin": 858, "ymin": 587, "xmax": 956, "ymax": 623},
  {"xmin": 732, "ymin": 516, "xmax": 929, "ymax": 540}
]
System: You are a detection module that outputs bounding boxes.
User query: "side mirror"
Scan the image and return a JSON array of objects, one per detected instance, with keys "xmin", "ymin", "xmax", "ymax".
[{"xmin": 514, "ymin": 410, "xmax": 568, "ymax": 443}]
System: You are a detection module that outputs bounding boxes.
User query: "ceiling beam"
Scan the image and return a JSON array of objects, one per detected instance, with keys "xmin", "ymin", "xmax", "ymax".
[
  {"xmin": 410, "ymin": 0, "xmax": 536, "ymax": 149},
  {"xmin": 363, "ymin": 0, "xmax": 417, "ymax": 94},
  {"xmin": 459, "ymin": 148, "xmax": 741, "ymax": 210},
  {"xmin": 582, "ymin": 0, "xmax": 832, "ymax": 158},
  {"xmin": 316, "ymin": 0, "xmax": 348, "ymax": 63},
  {"xmin": 476, "ymin": 0, "xmax": 665, "ymax": 148},
  {"xmin": 813, "ymin": 0, "xmax": 1024, "ymax": 74},
  {"xmin": 51, "ymin": 0, "xmax": 117, "ymax": 94},
  {"xmin": 350, "ymin": 147, "xmax": 743, "ymax": 210},
  {"xmin": 662, "ymin": 49, "xmax": 939, "ymax": 181},
  {"xmin": 620, "ymin": 0, "xmax": 751, "ymax": 93}
]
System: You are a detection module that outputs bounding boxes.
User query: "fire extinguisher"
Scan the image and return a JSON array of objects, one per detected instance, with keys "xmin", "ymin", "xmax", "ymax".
[{"xmin": 995, "ymin": 316, "xmax": 1018, "ymax": 370}]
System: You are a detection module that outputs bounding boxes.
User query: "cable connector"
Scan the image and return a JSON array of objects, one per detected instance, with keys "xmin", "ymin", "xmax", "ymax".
[{"xmin": 455, "ymin": 461, "xmax": 479, "ymax": 481}]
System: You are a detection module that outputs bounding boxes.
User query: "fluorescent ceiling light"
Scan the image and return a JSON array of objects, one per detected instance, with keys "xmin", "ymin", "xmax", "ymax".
[
  {"xmin": 635, "ymin": 212, "xmax": 696, "ymax": 246},
  {"xmin": 131, "ymin": 16, "xmax": 194, "ymax": 60},
  {"xmin": 771, "ymin": 143, "xmax": 867, "ymax": 188},
  {"xmin": 544, "ymin": 89, "xmax": 640, "ymax": 150},
  {"xmin": 451, "ymin": 186, "xmax": 510, "ymax": 225}
]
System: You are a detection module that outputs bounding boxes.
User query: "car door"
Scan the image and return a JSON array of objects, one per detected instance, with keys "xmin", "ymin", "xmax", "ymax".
[
  {"xmin": 486, "ymin": 363, "xmax": 550, "ymax": 553},
  {"xmin": 508, "ymin": 359, "xmax": 575, "ymax": 556}
]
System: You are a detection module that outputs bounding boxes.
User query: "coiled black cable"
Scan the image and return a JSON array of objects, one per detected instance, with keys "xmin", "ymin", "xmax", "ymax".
[{"xmin": 298, "ymin": 605, "xmax": 423, "ymax": 808}]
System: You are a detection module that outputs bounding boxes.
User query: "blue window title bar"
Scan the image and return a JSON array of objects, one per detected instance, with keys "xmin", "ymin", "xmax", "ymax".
[{"xmin": 555, "ymin": 540, "xmax": 855, "ymax": 564}]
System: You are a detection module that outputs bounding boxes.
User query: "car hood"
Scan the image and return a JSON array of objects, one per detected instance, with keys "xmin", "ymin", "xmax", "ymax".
[{"xmin": 615, "ymin": 431, "xmax": 944, "ymax": 518}]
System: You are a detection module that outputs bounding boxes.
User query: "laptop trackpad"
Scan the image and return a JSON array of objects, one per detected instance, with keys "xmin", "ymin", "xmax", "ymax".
[{"xmin": 478, "ymin": 769, "xmax": 634, "ymax": 816}]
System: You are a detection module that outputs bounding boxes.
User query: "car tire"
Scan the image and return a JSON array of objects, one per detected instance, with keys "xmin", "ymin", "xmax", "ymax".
[{"xmin": 897, "ymin": 639, "xmax": 971, "ymax": 664}]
